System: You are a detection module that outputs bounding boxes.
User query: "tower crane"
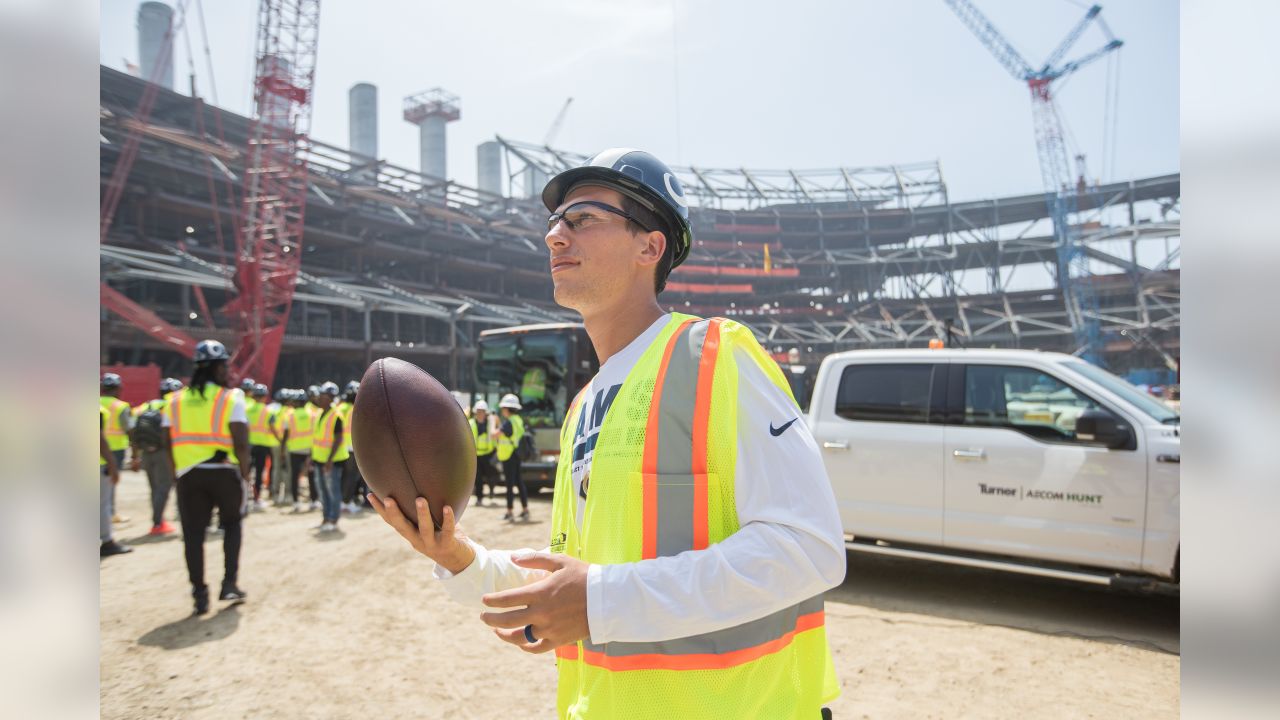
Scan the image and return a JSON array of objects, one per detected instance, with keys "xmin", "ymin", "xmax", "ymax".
[
  {"xmin": 224, "ymin": 0, "xmax": 322, "ymax": 384},
  {"xmin": 944, "ymin": 0, "xmax": 1122, "ymax": 361}
]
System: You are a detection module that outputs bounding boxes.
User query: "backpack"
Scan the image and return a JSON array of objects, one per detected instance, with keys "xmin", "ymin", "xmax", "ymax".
[
  {"xmin": 518, "ymin": 432, "xmax": 536, "ymax": 462},
  {"xmin": 131, "ymin": 408, "xmax": 166, "ymax": 452}
]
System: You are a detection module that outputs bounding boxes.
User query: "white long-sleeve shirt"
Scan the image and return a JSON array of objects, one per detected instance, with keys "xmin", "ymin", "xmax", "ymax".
[{"xmin": 435, "ymin": 315, "xmax": 846, "ymax": 644}]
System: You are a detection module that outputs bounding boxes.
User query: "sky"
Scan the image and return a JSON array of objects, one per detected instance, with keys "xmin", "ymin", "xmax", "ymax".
[{"xmin": 99, "ymin": 0, "xmax": 1179, "ymax": 203}]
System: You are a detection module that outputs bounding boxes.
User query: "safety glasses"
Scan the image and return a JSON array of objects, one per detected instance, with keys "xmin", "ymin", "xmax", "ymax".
[{"xmin": 546, "ymin": 200, "xmax": 651, "ymax": 234}]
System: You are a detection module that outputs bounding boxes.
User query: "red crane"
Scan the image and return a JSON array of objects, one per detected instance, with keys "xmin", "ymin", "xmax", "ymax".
[
  {"xmin": 224, "ymin": 0, "xmax": 322, "ymax": 384},
  {"xmin": 99, "ymin": 0, "xmax": 321, "ymax": 385}
]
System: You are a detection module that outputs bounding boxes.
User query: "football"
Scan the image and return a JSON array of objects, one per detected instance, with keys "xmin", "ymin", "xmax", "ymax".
[{"xmin": 351, "ymin": 357, "xmax": 475, "ymax": 529}]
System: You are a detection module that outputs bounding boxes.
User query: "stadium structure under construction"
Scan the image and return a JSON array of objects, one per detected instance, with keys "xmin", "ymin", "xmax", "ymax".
[{"xmin": 99, "ymin": 65, "xmax": 1180, "ymax": 390}]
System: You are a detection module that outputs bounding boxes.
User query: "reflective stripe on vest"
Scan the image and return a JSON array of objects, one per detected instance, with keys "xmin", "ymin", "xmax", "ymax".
[
  {"xmin": 167, "ymin": 385, "xmax": 237, "ymax": 469},
  {"xmin": 496, "ymin": 413, "xmax": 524, "ymax": 462},
  {"xmin": 549, "ymin": 314, "xmax": 837, "ymax": 717},
  {"xmin": 99, "ymin": 397, "xmax": 130, "ymax": 451}
]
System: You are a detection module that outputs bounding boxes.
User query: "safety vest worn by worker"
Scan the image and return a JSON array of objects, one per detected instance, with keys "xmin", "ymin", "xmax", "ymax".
[
  {"xmin": 247, "ymin": 401, "xmax": 281, "ymax": 448},
  {"xmin": 470, "ymin": 417, "xmax": 495, "ymax": 456},
  {"xmin": 549, "ymin": 314, "xmax": 839, "ymax": 720},
  {"xmin": 165, "ymin": 384, "xmax": 241, "ymax": 470},
  {"xmin": 496, "ymin": 413, "xmax": 525, "ymax": 462},
  {"xmin": 336, "ymin": 400, "xmax": 354, "ymax": 452},
  {"xmin": 311, "ymin": 406, "xmax": 350, "ymax": 463},
  {"xmin": 99, "ymin": 396, "xmax": 131, "ymax": 452},
  {"xmin": 99, "ymin": 406, "xmax": 109, "ymax": 467},
  {"xmin": 285, "ymin": 405, "xmax": 315, "ymax": 454}
]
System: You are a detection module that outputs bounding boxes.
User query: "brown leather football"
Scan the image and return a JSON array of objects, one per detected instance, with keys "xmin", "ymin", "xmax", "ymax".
[{"xmin": 352, "ymin": 357, "xmax": 475, "ymax": 529}]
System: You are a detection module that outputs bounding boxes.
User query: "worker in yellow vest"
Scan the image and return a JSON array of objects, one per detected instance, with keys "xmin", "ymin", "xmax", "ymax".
[
  {"xmin": 285, "ymin": 388, "xmax": 318, "ymax": 512},
  {"xmin": 496, "ymin": 393, "xmax": 530, "ymax": 522},
  {"xmin": 470, "ymin": 399, "xmax": 500, "ymax": 506},
  {"xmin": 100, "ymin": 406, "xmax": 131, "ymax": 557},
  {"xmin": 337, "ymin": 381, "xmax": 365, "ymax": 515},
  {"xmin": 310, "ymin": 381, "xmax": 348, "ymax": 532},
  {"xmin": 100, "ymin": 372, "xmax": 133, "ymax": 525},
  {"xmin": 162, "ymin": 340, "xmax": 251, "ymax": 615},
  {"xmin": 270, "ymin": 388, "xmax": 293, "ymax": 505},
  {"xmin": 370, "ymin": 149, "xmax": 844, "ymax": 718},
  {"xmin": 246, "ymin": 383, "xmax": 282, "ymax": 512},
  {"xmin": 131, "ymin": 377, "xmax": 182, "ymax": 536}
]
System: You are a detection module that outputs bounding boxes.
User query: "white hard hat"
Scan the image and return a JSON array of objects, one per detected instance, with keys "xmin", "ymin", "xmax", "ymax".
[
  {"xmin": 499, "ymin": 393, "xmax": 522, "ymax": 410},
  {"xmin": 473, "ymin": 399, "xmax": 489, "ymax": 412}
]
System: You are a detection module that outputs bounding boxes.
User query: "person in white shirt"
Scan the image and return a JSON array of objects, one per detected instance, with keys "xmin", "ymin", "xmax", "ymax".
[{"xmin": 370, "ymin": 149, "xmax": 845, "ymax": 718}]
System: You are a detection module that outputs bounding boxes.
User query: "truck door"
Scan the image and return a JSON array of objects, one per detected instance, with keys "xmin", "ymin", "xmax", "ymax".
[
  {"xmin": 942, "ymin": 363, "xmax": 1147, "ymax": 571},
  {"xmin": 811, "ymin": 360, "xmax": 946, "ymax": 546}
]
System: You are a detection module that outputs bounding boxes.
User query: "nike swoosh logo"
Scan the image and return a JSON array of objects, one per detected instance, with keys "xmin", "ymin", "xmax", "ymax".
[{"xmin": 769, "ymin": 418, "xmax": 799, "ymax": 437}]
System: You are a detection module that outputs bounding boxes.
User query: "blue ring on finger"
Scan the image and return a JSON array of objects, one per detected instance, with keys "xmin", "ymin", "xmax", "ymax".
[{"xmin": 523, "ymin": 624, "xmax": 537, "ymax": 643}]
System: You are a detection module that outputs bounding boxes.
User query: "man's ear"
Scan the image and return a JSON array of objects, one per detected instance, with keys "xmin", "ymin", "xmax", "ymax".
[{"xmin": 637, "ymin": 230, "xmax": 666, "ymax": 268}]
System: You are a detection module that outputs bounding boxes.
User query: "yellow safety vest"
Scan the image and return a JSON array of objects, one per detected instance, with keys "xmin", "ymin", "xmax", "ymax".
[
  {"xmin": 496, "ymin": 413, "xmax": 525, "ymax": 462},
  {"xmin": 285, "ymin": 405, "xmax": 315, "ymax": 454},
  {"xmin": 99, "ymin": 396, "xmax": 131, "ymax": 452},
  {"xmin": 247, "ymin": 401, "xmax": 281, "ymax": 448},
  {"xmin": 99, "ymin": 406, "xmax": 108, "ymax": 466},
  {"xmin": 336, "ymin": 401, "xmax": 355, "ymax": 451},
  {"xmin": 165, "ymin": 384, "xmax": 241, "ymax": 470},
  {"xmin": 549, "ymin": 314, "xmax": 838, "ymax": 719},
  {"xmin": 471, "ymin": 417, "xmax": 495, "ymax": 456},
  {"xmin": 311, "ymin": 406, "xmax": 350, "ymax": 463}
]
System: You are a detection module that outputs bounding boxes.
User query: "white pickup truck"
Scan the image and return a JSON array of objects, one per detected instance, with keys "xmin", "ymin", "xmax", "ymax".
[{"xmin": 807, "ymin": 348, "xmax": 1179, "ymax": 591}]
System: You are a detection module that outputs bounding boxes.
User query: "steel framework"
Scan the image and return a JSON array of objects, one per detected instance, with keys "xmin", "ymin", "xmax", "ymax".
[{"xmin": 98, "ymin": 64, "xmax": 1178, "ymax": 387}]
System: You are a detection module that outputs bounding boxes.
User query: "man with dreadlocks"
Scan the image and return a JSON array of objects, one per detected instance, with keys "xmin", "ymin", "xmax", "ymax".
[{"xmin": 161, "ymin": 340, "xmax": 252, "ymax": 615}]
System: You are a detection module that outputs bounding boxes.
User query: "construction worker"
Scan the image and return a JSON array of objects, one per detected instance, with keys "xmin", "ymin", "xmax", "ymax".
[
  {"xmin": 285, "ymin": 389, "xmax": 318, "ymax": 512},
  {"xmin": 131, "ymin": 377, "xmax": 181, "ymax": 535},
  {"xmin": 338, "ymin": 381, "xmax": 365, "ymax": 514},
  {"xmin": 470, "ymin": 400, "xmax": 499, "ymax": 506},
  {"xmin": 246, "ymin": 383, "xmax": 281, "ymax": 511},
  {"xmin": 270, "ymin": 388, "xmax": 293, "ymax": 505},
  {"xmin": 99, "ymin": 372, "xmax": 133, "ymax": 525},
  {"xmin": 100, "ymin": 406, "xmax": 132, "ymax": 557},
  {"xmin": 310, "ymin": 381, "xmax": 348, "ymax": 533},
  {"xmin": 496, "ymin": 393, "xmax": 529, "ymax": 522},
  {"xmin": 370, "ymin": 149, "xmax": 844, "ymax": 718},
  {"xmin": 163, "ymin": 340, "xmax": 250, "ymax": 615}
]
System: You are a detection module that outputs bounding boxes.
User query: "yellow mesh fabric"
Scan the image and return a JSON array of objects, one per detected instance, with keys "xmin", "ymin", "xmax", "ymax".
[
  {"xmin": 549, "ymin": 314, "xmax": 838, "ymax": 719},
  {"xmin": 166, "ymin": 385, "xmax": 239, "ymax": 469},
  {"xmin": 99, "ymin": 397, "xmax": 131, "ymax": 451}
]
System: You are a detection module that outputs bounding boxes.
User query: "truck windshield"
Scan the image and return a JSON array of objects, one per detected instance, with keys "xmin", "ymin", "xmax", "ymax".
[
  {"xmin": 1065, "ymin": 360, "xmax": 1179, "ymax": 424},
  {"xmin": 476, "ymin": 332, "xmax": 572, "ymax": 430}
]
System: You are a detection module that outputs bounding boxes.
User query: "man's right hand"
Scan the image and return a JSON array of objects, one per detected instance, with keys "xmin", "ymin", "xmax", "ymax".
[{"xmin": 368, "ymin": 494, "xmax": 475, "ymax": 575}]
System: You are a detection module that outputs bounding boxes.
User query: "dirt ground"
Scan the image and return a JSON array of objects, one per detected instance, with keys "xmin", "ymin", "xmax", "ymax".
[{"xmin": 100, "ymin": 469, "xmax": 1179, "ymax": 719}]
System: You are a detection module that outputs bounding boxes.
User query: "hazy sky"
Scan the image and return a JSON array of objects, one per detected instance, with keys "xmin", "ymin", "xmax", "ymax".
[{"xmin": 99, "ymin": 0, "xmax": 1178, "ymax": 202}]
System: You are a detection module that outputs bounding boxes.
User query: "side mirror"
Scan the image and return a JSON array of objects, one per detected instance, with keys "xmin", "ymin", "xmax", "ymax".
[{"xmin": 1075, "ymin": 409, "xmax": 1132, "ymax": 450}]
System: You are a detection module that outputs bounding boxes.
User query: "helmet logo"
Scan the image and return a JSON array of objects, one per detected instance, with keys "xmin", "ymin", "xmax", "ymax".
[{"xmin": 663, "ymin": 172, "xmax": 689, "ymax": 209}]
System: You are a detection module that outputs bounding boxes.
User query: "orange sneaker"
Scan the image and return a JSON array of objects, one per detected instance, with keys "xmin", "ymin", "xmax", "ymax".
[{"xmin": 149, "ymin": 521, "xmax": 176, "ymax": 536}]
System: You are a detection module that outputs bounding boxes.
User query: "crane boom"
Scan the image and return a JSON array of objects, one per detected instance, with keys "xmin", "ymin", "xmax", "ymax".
[
  {"xmin": 543, "ymin": 97, "xmax": 573, "ymax": 147},
  {"xmin": 1042, "ymin": 4, "xmax": 1102, "ymax": 72},
  {"xmin": 942, "ymin": 0, "xmax": 1032, "ymax": 80},
  {"xmin": 944, "ymin": 0, "xmax": 1123, "ymax": 362}
]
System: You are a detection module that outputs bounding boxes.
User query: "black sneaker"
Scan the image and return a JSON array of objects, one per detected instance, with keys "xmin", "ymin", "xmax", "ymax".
[
  {"xmin": 502, "ymin": 511, "xmax": 513, "ymax": 521},
  {"xmin": 519, "ymin": 509, "xmax": 530, "ymax": 521},
  {"xmin": 193, "ymin": 585, "xmax": 210, "ymax": 615},
  {"xmin": 100, "ymin": 541, "xmax": 133, "ymax": 557},
  {"xmin": 219, "ymin": 584, "xmax": 247, "ymax": 602}
]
